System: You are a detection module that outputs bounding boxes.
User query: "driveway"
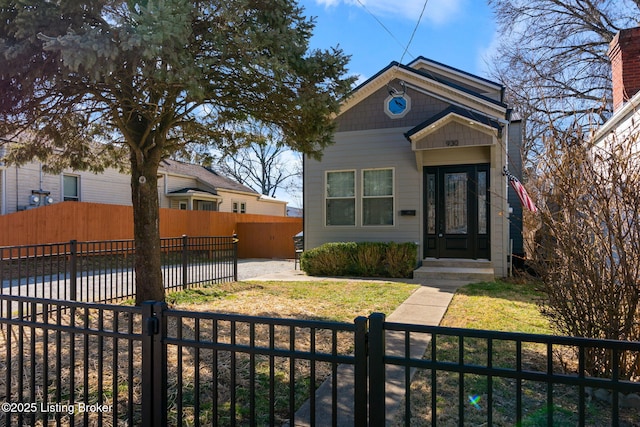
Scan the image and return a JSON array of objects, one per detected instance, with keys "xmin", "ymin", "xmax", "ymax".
[{"xmin": 236, "ymin": 258, "xmax": 299, "ymax": 281}]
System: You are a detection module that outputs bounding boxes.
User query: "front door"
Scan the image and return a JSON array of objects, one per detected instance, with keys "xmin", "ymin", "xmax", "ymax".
[{"xmin": 424, "ymin": 164, "xmax": 489, "ymax": 259}]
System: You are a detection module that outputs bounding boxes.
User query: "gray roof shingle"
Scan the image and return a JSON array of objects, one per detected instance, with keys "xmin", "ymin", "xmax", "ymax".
[{"xmin": 160, "ymin": 159, "xmax": 257, "ymax": 195}]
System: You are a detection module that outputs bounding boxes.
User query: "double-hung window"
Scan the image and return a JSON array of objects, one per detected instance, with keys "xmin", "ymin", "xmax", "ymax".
[
  {"xmin": 325, "ymin": 170, "xmax": 355, "ymax": 226},
  {"xmin": 233, "ymin": 201, "xmax": 246, "ymax": 214},
  {"xmin": 63, "ymin": 174, "xmax": 80, "ymax": 202},
  {"xmin": 362, "ymin": 168, "xmax": 394, "ymax": 226}
]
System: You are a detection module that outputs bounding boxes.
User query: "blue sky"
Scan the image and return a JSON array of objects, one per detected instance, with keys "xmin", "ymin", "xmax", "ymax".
[
  {"xmin": 278, "ymin": 0, "xmax": 499, "ymax": 208},
  {"xmin": 299, "ymin": 0, "xmax": 499, "ymax": 83}
]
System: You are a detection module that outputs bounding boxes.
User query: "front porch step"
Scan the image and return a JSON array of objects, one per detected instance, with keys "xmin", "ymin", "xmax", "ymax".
[{"xmin": 414, "ymin": 258, "xmax": 495, "ymax": 282}]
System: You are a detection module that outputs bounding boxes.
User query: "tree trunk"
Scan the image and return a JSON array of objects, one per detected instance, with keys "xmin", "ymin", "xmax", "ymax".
[{"xmin": 130, "ymin": 150, "xmax": 165, "ymax": 305}]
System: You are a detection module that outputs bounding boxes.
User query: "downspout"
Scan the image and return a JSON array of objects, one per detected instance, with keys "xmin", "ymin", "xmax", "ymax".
[
  {"xmin": 162, "ymin": 173, "xmax": 167, "ymax": 208},
  {"xmin": 502, "ymin": 113, "xmax": 511, "ymax": 278}
]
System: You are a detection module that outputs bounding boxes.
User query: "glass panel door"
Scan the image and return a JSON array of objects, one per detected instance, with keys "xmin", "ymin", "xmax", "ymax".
[
  {"xmin": 426, "ymin": 173, "xmax": 436, "ymax": 234},
  {"xmin": 444, "ymin": 172, "xmax": 468, "ymax": 234},
  {"xmin": 477, "ymin": 171, "xmax": 487, "ymax": 235},
  {"xmin": 424, "ymin": 164, "xmax": 490, "ymax": 260}
]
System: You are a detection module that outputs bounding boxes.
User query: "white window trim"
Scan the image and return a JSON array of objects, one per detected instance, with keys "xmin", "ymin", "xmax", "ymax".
[
  {"xmin": 62, "ymin": 173, "xmax": 80, "ymax": 202},
  {"xmin": 361, "ymin": 167, "xmax": 395, "ymax": 227},
  {"xmin": 324, "ymin": 169, "xmax": 356, "ymax": 227},
  {"xmin": 232, "ymin": 201, "xmax": 247, "ymax": 214}
]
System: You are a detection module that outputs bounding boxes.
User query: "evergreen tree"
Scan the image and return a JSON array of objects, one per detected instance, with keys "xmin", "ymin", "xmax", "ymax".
[{"xmin": 0, "ymin": 0, "xmax": 354, "ymax": 304}]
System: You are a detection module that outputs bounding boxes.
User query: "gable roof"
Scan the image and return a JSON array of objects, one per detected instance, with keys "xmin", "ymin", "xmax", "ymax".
[
  {"xmin": 160, "ymin": 159, "xmax": 258, "ymax": 195},
  {"xmin": 167, "ymin": 187, "xmax": 218, "ymax": 197},
  {"xmin": 407, "ymin": 57, "xmax": 504, "ymax": 98},
  {"xmin": 339, "ymin": 58, "xmax": 508, "ymax": 119},
  {"xmin": 405, "ymin": 105, "xmax": 502, "ymax": 142}
]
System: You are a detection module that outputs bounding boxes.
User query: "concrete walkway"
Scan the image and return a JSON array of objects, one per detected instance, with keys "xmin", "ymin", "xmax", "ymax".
[{"xmin": 246, "ymin": 268, "xmax": 468, "ymax": 426}]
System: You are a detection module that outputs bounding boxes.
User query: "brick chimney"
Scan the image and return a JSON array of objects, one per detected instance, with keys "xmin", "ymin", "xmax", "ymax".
[{"xmin": 608, "ymin": 27, "xmax": 640, "ymax": 112}]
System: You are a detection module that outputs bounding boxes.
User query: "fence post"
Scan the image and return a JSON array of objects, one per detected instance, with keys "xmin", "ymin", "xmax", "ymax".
[
  {"xmin": 232, "ymin": 234, "xmax": 238, "ymax": 281},
  {"xmin": 141, "ymin": 301, "xmax": 167, "ymax": 427},
  {"xmin": 181, "ymin": 235, "xmax": 188, "ymax": 289},
  {"xmin": 69, "ymin": 240, "xmax": 77, "ymax": 301},
  {"xmin": 353, "ymin": 316, "xmax": 368, "ymax": 426},
  {"xmin": 368, "ymin": 312, "xmax": 386, "ymax": 427}
]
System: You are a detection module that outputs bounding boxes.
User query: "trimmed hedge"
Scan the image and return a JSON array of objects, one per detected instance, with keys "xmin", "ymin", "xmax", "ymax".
[{"xmin": 300, "ymin": 242, "xmax": 418, "ymax": 278}]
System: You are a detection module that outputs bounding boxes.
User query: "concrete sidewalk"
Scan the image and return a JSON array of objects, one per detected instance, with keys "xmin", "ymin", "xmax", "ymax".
[{"xmin": 247, "ymin": 269, "xmax": 467, "ymax": 426}]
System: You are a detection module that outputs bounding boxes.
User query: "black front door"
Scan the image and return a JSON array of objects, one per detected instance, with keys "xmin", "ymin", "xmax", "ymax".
[{"xmin": 424, "ymin": 164, "xmax": 489, "ymax": 259}]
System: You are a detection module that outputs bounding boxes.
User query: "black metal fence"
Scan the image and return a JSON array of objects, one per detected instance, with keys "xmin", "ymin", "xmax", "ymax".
[
  {"xmin": 372, "ymin": 314, "xmax": 640, "ymax": 426},
  {"xmin": 0, "ymin": 235, "xmax": 237, "ymax": 307},
  {"xmin": 1, "ymin": 294, "xmax": 639, "ymax": 426}
]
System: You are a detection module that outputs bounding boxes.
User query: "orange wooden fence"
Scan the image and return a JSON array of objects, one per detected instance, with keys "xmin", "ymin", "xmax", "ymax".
[
  {"xmin": 236, "ymin": 222, "xmax": 304, "ymax": 259},
  {"xmin": 0, "ymin": 202, "xmax": 302, "ymax": 259}
]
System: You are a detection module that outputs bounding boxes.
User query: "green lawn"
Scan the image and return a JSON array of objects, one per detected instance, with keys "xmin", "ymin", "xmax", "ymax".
[{"xmin": 439, "ymin": 278, "xmax": 552, "ymax": 334}]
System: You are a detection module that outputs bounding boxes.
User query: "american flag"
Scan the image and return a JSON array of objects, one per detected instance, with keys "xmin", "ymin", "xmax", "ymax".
[{"xmin": 504, "ymin": 168, "xmax": 537, "ymax": 213}]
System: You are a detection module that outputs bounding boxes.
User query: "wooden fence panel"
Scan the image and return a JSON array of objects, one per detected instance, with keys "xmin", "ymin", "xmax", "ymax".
[
  {"xmin": 0, "ymin": 202, "xmax": 134, "ymax": 245},
  {"xmin": 0, "ymin": 202, "xmax": 302, "ymax": 259},
  {"xmin": 236, "ymin": 222, "xmax": 303, "ymax": 259}
]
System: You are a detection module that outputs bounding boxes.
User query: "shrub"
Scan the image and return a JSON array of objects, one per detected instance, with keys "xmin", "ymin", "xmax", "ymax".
[
  {"xmin": 353, "ymin": 242, "xmax": 386, "ymax": 276},
  {"xmin": 301, "ymin": 242, "xmax": 417, "ymax": 278},
  {"xmin": 531, "ymin": 124, "xmax": 640, "ymax": 379},
  {"xmin": 300, "ymin": 242, "xmax": 357, "ymax": 276},
  {"xmin": 384, "ymin": 242, "xmax": 418, "ymax": 278}
]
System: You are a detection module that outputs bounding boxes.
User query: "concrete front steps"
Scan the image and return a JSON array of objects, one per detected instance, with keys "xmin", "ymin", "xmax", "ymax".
[{"xmin": 413, "ymin": 258, "xmax": 495, "ymax": 282}]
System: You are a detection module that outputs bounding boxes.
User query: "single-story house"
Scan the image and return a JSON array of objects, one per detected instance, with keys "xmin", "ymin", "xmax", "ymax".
[
  {"xmin": 303, "ymin": 57, "xmax": 524, "ymax": 278},
  {"xmin": 0, "ymin": 156, "xmax": 287, "ymax": 216}
]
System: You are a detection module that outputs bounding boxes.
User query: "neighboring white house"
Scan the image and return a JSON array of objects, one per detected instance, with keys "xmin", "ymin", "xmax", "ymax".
[
  {"xmin": 303, "ymin": 57, "xmax": 524, "ymax": 278},
  {"xmin": 593, "ymin": 27, "xmax": 640, "ymax": 152},
  {"xmin": 0, "ymin": 156, "xmax": 287, "ymax": 216}
]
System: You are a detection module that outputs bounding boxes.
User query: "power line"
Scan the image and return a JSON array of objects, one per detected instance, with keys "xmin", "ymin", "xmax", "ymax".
[
  {"xmin": 401, "ymin": 0, "xmax": 429, "ymax": 63},
  {"xmin": 353, "ymin": 0, "xmax": 414, "ymax": 60}
]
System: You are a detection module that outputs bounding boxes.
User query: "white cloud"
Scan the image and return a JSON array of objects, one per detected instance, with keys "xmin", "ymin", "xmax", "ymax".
[
  {"xmin": 315, "ymin": 0, "xmax": 342, "ymax": 7},
  {"xmin": 315, "ymin": 0, "xmax": 464, "ymax": 25}
]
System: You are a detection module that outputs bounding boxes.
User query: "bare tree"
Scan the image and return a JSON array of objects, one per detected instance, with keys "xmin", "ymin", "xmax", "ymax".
[
  {"xmin": 487, "ymin": 0, "xmax": 640, "ymax": 160},
  {"xmin": 531, "ymin": 120, "xmax": 640, "ymax": 378},
  {"xmin": 215, "ymin": 122, "xmax": 301, "ymax": 199}
]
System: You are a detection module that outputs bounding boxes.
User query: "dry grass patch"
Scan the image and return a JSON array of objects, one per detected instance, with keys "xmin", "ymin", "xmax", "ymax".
[
  {"xmin": 169, "ymin": 280, "xmax": 417, "ymax": 322},
  {"xmin": 391, "ymin": 278, "xmax": 640, "ymax": 427},
  {"xmin": 0, "ymin": 279, "xmax": 417, "ymax": 426}
]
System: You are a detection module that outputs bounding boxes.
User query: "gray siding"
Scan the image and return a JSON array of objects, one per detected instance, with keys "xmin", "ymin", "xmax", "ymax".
[
  {"xmin": 336, "ymin": 81, "xmax": 450, "ymax": 132},
  {"xmin": 304, "ymin": 127, "xmax": 421, "ymax": 250}
]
